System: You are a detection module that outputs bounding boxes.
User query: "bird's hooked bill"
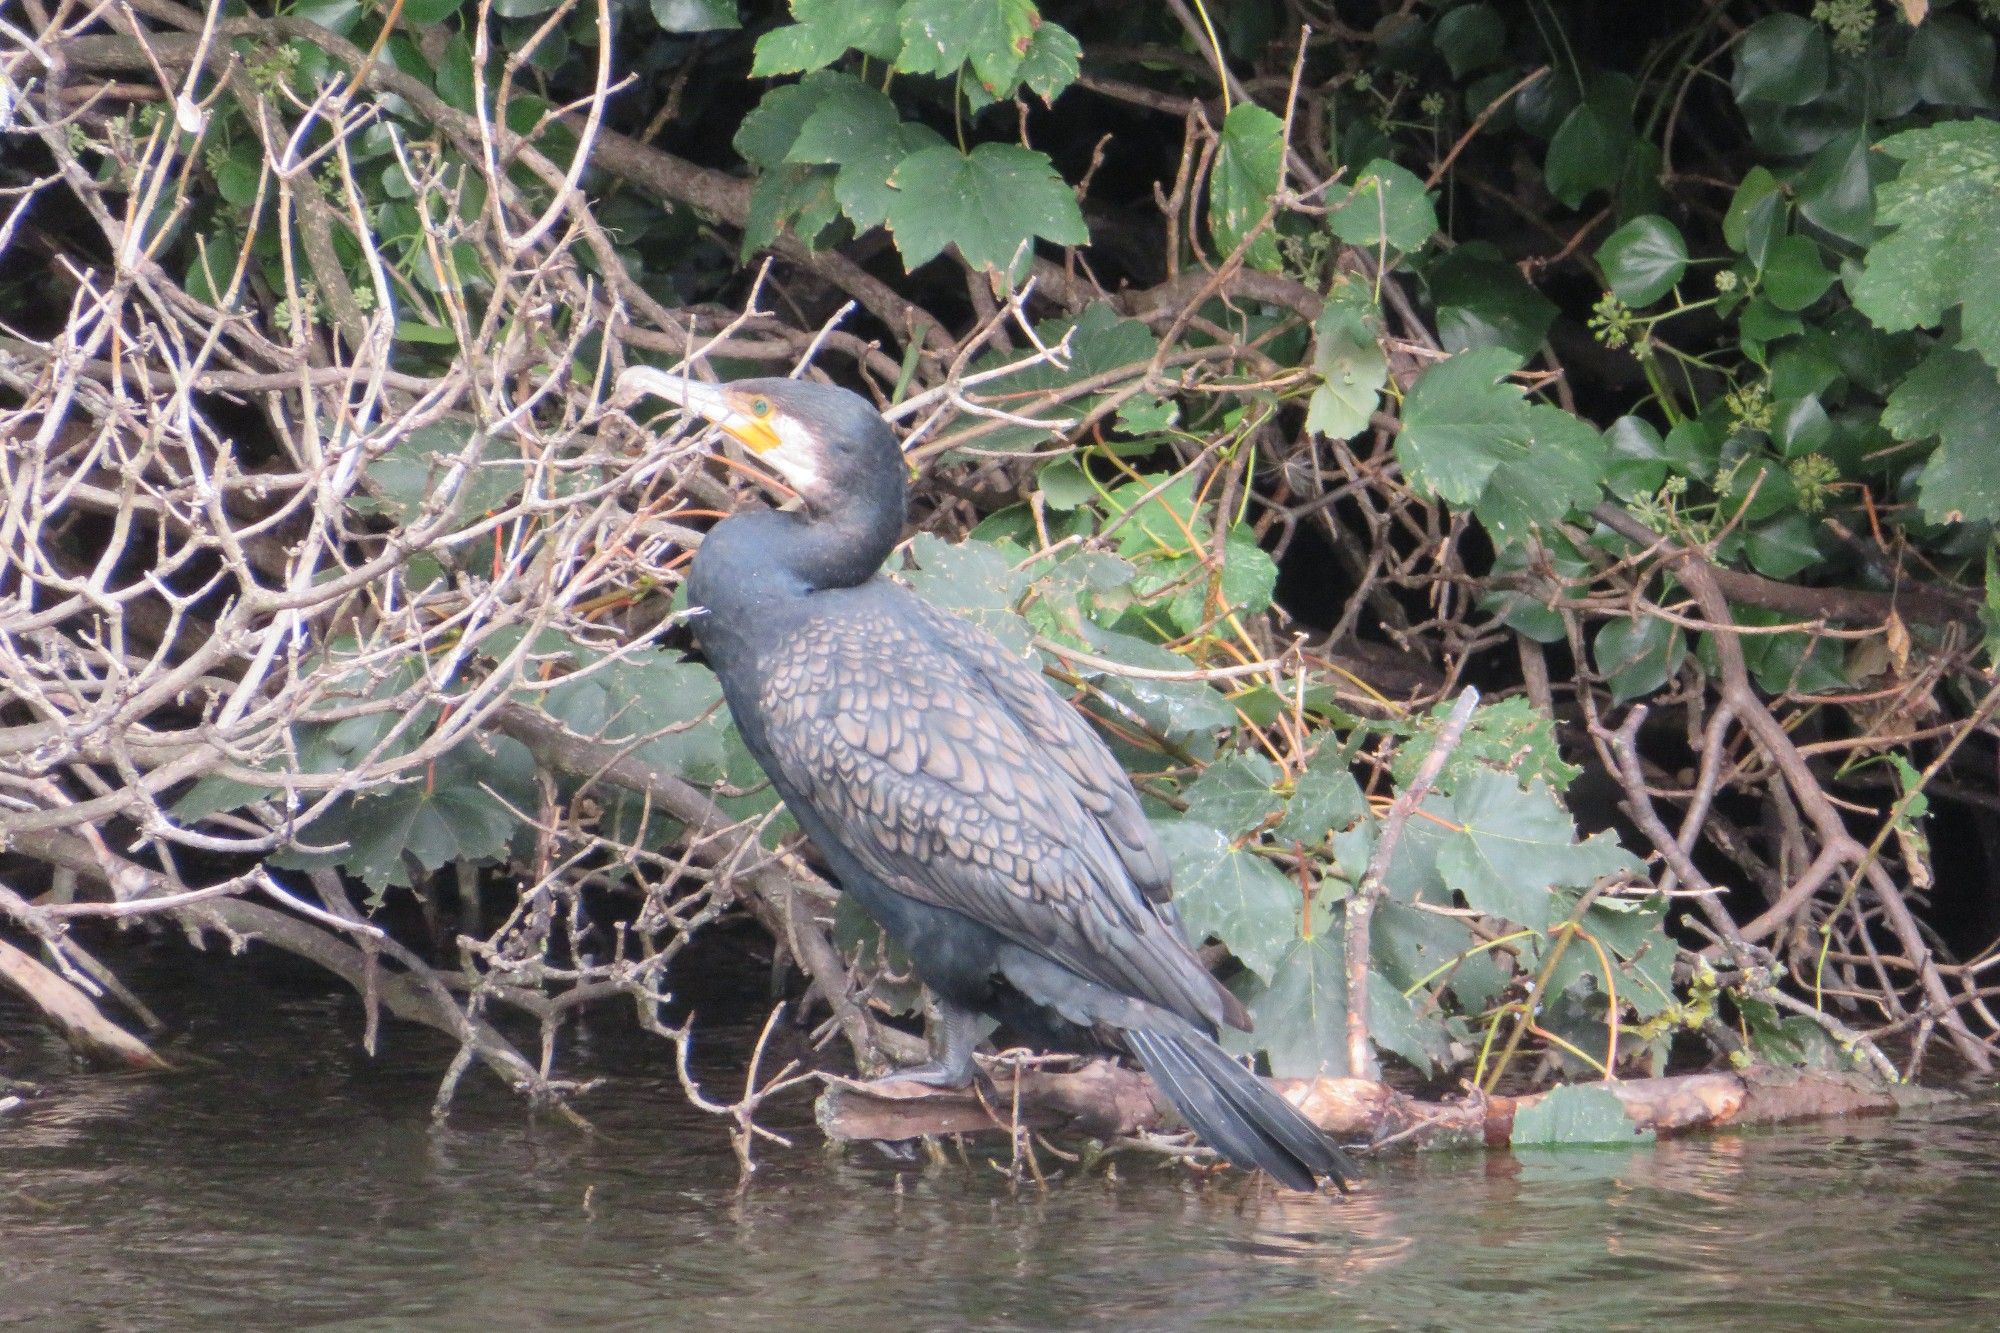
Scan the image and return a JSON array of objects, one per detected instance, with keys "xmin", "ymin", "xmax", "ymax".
[{"xmin": 614, "ymin": 366, "xmax": 782, "ymax": 456}]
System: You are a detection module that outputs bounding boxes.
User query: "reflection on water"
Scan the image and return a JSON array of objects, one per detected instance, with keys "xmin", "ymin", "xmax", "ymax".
[{"xmin": 3, "ymin": 952, "xmax": 1996, "ymax": 1332}]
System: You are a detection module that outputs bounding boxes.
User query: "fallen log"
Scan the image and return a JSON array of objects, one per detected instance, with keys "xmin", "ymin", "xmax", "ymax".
[
  {"xmin": 817, "ymin": 1059, "xmax": 1947, "ymax": 1159},
  {"xmin": 0, "ymin": 937, "xmax": 165, "ymax": 1070}
]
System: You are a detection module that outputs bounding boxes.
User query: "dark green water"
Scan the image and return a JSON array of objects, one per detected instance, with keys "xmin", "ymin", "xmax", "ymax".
[{"xmin": 3, "ymin": 951, "xmax": 1996, "ymax": 1332}]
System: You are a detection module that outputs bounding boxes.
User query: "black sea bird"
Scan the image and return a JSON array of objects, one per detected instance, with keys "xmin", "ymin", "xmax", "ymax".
[{"xmin": 616, "ymin": 368, "xmax": 1355, "ymax": 1192}]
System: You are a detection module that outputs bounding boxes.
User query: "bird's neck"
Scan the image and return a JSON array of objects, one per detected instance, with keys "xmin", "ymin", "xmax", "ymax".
[{"xmin": 787, "ymin": 490, "xmax": 903, "ymax": 590}]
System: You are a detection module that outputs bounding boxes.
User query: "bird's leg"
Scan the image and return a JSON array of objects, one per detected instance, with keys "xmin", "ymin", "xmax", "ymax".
[{"xmin": 866, "ymin": 998, "xmax": 981, "ymax": 1090}]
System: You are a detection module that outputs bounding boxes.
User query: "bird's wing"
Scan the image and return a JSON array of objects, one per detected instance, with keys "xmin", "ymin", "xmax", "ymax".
[
  {"xmin": 901, "ymin": 596, "xmax": 1174, "ymax": 905},
  {"xmin": 758, "ymin": 599, "xmax": 1229, "ymax": 1030}
]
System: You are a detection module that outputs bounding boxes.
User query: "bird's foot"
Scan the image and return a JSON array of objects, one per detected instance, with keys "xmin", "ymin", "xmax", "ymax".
[{"xmin": 861, "ymin": 1058, "xmax": 977, "ymax": 1094}]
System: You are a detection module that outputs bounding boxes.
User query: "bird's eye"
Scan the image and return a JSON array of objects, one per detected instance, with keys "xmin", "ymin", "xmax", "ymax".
[{"xmin": 750, "ymin": 397, "xmax": 772, "ymax": 418}]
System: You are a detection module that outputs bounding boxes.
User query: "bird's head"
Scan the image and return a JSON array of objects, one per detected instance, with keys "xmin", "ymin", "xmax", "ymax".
[{"xmin": 614, "ymin": 367, "xmax": 904, "ymax": 518}]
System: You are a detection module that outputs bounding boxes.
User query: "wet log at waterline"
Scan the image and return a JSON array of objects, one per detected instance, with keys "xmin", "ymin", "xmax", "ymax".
[{"xmin": 817, "ymin": 1062, "xmax": 1947, "ymax": 1156}]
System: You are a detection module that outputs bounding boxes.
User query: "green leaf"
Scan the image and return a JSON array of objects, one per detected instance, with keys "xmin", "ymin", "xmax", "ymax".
[
  {"xmin": 1435, "ymin": 3, "xmax": 1506, "ymax": 80},
  {"xmin": 1365, "ymin": 970, "xmax": 1446, "ymax": 1073},
  {"xmin": 1307, "ymin": 284, "xmax": 1388, "ymax": 439},
  {"xmin": 1596, "ymin": 215, "xmax": 1687, "ymax": 306},
  {"xmin": 1327, "ymin": 159, "xmax": 1437, "ymax": 252},
  {"xmin": 1036, "ymin": 458, "xmax": 1096, "ymax": 510},
  {"xmin": 1275, "ymin": 749, "xmax": 1367, "ymax": 844},
  {"xmin": 1594, "ymin": 613, "xmax": 1684, "ymax": 703},
  {"xmin": 1745, "ymin": 512, "xmax": 1822, "ymax": 580},
  {"xmin": 886, "ymin": 142, "xmax": 1087, "ymax": 274},
  {"xmin": 1510, "ymin": 1083, "xmax": 1653, "ymax": 1147},
  {"xmin": 1074, "ymin": 624, "xmax": 1236, "ymax": 739},
  {"xmin": 1436, "ymin": 771, "xmax": 1642, "ymax": 931},
  {"xmin": 1883, "ymin": 346, "xmax": 2000, "ymax": 525},
  {"xmin": 1209, "ymin": 104, "xmax": 1285, "ymax": 270},
  {"xmin": 751, "ymin": 0, "xmax": 898, "ymax": 74},
  {"xmin": 1181, "ymin": 751, "xmax": 1284, "ymax": 836},
  {"xmin": 903, "ymin": 533, "xmax": 1034, "ymax": 653},
  {"xmin": 1544, "ymin": 102, "xmax": 1629, "ymax": 209},
  {"xmin": 1392, "ymin": 695, "xmax": 1580, "ymax": 795},
  {"xmin": 1017, "ymin": 20, "xmax": 1080, "ymax": 102},
  {"xmin": 1398, "ymin": 348, "xmax": 1605, "ymax": 544},
  {"xmin": 1759, "ymin": 234, "xmax": 1835, "ymax": 312},
  {"xmin": 896, "ymin": 0, "xmax": 1038, "ymax": 94},
  {"xmin": 1218, "ymin": 525, "xmax": 1278, "ymax": 618},
  {"xmin": 734, "ymin": 80, "xmax": 819, "ymax": 166},
  {"xmin": 358, "ymin": 421, "xmax": 519, "ymax": 523},
  {"xmin": 1398, "ymin": 348, "xmax": 1530, "ymax": 505},
  {"xmin": 1851, "ymin": 120, "xmax": 2000, "ymax": 369},
  {"xmin": 1154, "ymin": 819, "xmax": 1301, "ymax": 981},
  {"xmin": 1236, "ymin": 929, "xmax": 1350, "ymax": 1077},
  {"xmin": 1722, "ymin": 166, "xmax": 1782, "ymax": 255},
  {"xmin": 784, "ymin": 76, "xmax": 899, "ymax": 166},
  {"xmin": 955, "ymin": 303, "xmax": 1159, "ymax": 453},
  {"xmin": 1796, "ymin": 129, "xmax": 1875, "ymax": 247},
  {"xmin": 1731, "ymin": 14, "xmax": 1829, "ymax": 107},
  {"xmin": 1907, "ymin": 14, "xmax": 1997, "ymax": 110},
  {"xmin": 833, "ymin": 121, "xmax": 950, "ymax": 233},
  {"xmin": 276, "ymin": 738, "xmax": 536, "ymax": 889},
  {"xmin": 651, "ymin": 0, "xmax": 736, "ymax": 33},
  {"xmin": 1428, "ymin": 241, "xmax": 1557, "ymax": 361},
  {"xmin": 1601, "ymin": 415, "xmax": 1668, "ymax": 500},
  {"xmin": 540, "ymin": 649, "xmax": 729, "ymax": 783}
]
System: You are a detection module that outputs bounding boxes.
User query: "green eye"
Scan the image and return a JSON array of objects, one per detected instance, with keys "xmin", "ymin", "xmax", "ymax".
[{"xmin": 750, "ymin": 397, "xmax": 772, "ymax": 417}]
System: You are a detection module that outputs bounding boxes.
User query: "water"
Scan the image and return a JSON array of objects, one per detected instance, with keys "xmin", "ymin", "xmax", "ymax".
[{"xmin": 3, "ymin": 948, "xmax": 1997, "ymax": 1331}]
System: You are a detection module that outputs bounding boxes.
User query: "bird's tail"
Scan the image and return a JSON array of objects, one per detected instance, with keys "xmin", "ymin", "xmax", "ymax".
[{"xmin": 1124, "ymin": 1026, "xmax": 1355, "ymax": 1192}]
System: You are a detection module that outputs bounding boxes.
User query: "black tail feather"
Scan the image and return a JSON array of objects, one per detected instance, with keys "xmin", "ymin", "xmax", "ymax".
[{"xmin": 1125, "ymin": 1027, "xmax": 1357, "ymax": 1192}]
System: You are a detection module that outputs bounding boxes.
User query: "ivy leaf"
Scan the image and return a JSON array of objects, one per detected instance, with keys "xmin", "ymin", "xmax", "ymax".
[
  {"xmin": 1882, "ymin": 346, "xmax": 2000, "ymax": 525},
  {"xmin": 1594, "ymin": 614, "xmax": 1685, "ymax": 703},
  {"xmin": 1731, "ymin": 13, "xmax": 1829, "ymax": 107},
  {"xmin": 1153, "ymin": 819, "xmax": 1301, "ymax": 981},
  {"xmin": 886, "ymin": 143, "xmax": 1087, "ymax": 274},
  {"xmin": 1596, "ymin": 215, "xmax": 1687, "ymax": 306},
  {"xmin": 1851, "ymin": 120, "xmax": 2000, "ymax": 370},
  {"xmin": 1436, "ymin": 771, "xmax": 1641, "ymax": 931},
  {"xmin": 1210, "ymin": 104, "xmax": 1285, "ymax": 270},
  {"xmin": 651, "ymin": 0, "xmax": 737, "ymax": 33},
  {"xmin": 1428, "ymin": 241, "xmax": 1557, "ymax": 361},
  {"xmin": 750, "ymin": 0, "xmax": 898, "ymax": 74},
  {"xmin": 1545, "ymin": 101, "xmax": 1630, "ymax": 209},
  {"xmin": 1327, "ymin": 159, "xmax": 1437, "ymax": 252},
  {"xmin": 896, "ymin": 0, "xmax": 1037, "ymax": 95},
  {"xmin": 1745, "ymin": 512, "xmax": 1823, "ymax": 579},
  {"xmin": 1435, "ymin": 3, "xmax": 1506, "ymax": 79},
  {"xmin": 1760, "ymin": 234, "xmax": 1835, "ymax": 312},
  {"xmin": 1181, "ymin": 751, "xmax": 1284, "ymax": 837},
  {"xmin": 1510, "ymin": 1084, "xmax": 1653, "ymax": 1147},
  {"xmin": 1723, "ymin": 166, "xmax": 1783, "ymax": 255}
]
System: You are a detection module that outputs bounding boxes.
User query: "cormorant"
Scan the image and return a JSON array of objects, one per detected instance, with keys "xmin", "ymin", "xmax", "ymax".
[{"xmin": 616, "ymin": 367, "xmax": 1355, "ymax": 1192}]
